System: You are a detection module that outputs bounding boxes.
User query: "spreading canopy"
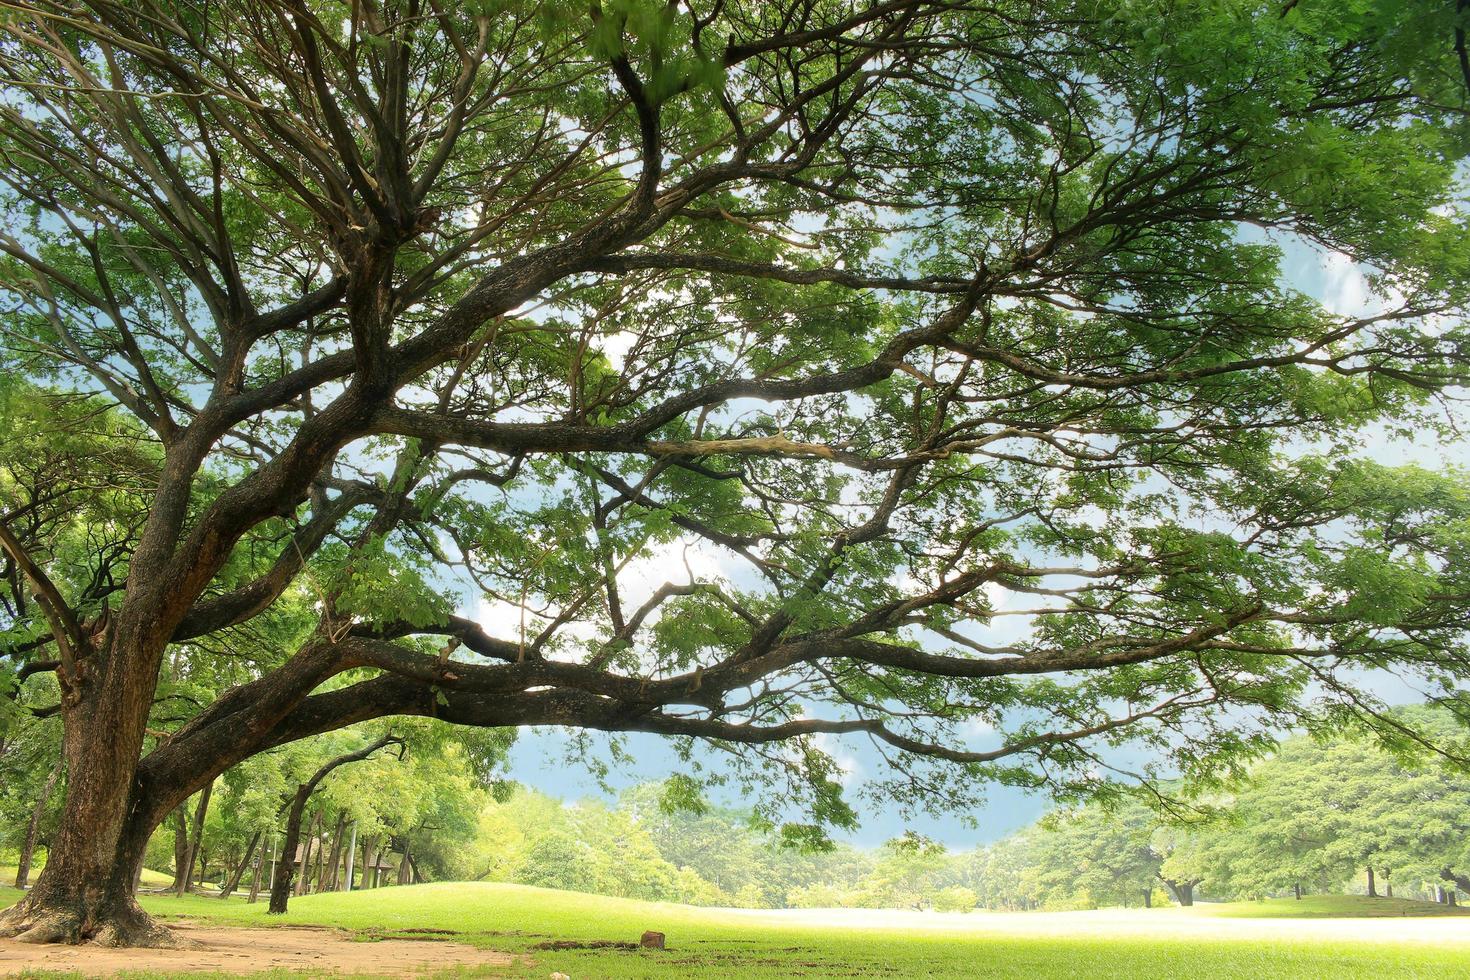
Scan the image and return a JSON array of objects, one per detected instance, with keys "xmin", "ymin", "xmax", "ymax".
[{"xmin": 2, "ymin": 0, "xmax": 1470, "ymax": 832}]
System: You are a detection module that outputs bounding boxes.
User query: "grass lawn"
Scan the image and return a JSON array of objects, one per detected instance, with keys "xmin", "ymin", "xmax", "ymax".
[
  {"xmin": 1204, "ymin": 894, "xmax": 1470, "ymax": 918},
  {"xmin": 0, "ymin": 861, "xmax": 173, "ymax": 890},
  {"xmin": 4, "ymin": 881, "xmax": 1470, "ymax": 977}
]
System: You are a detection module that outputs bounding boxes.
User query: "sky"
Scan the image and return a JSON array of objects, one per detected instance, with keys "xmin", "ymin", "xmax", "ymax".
[{"xmin": 491, "ymin": 234, "xmax": 1470, "ymax": 851}]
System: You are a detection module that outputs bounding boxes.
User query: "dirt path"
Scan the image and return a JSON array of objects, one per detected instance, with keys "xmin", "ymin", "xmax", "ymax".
[{"xmin": 0, "ymin": 921, "xmax": 520, "ymax": 977}]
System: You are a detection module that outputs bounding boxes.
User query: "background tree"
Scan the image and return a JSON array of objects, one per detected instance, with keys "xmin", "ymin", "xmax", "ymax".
[{"xmin": 0, "ymin": 0, "xmax": 1469, "ymax": 947}]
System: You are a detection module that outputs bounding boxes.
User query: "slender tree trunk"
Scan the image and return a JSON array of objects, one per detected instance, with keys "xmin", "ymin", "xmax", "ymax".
[
  {"xmin": 175, "ymin": 781, "xmax": 213, "ymax": 898},
  {"xmin": 324, "ymin": 812, "xmax": 347, "ymax": 891},
  {"xmin": 1142, "ymin": 889, "xmax": 1151, "ymax": 909},
  {"xmin": 343, "ymin": 821, "xmax": 357, "ymax": 892},
  {"xmin": 312, "ymin": 814, "xmax": 329, "ymax": 890},
  {"xmin": 1383, "ymin": 868, "xmax": 1392, "ymax": 899},
  {"xmin": 292, "ymin": 810, "xmax": 319, "ymax": 899},
  {"xmin": 397, "ymin": 840, "xmax": 411, "ymax": 886},
  {"xmin": 407, "ymin": 850, "xmax": 423, "ymax": 886},
  {"xmin": 218, "ymin": 831, "xmax": 260, "ymax": 898},
  {"xmin": 14, "ymin": 761, "xmax": 63, "ymax": 889},
  {"xmin": 272, "ymin": 798, "xmax": 311, "ymax": 913},
  {"xmin": 269, "ymin": 736, "xmax": 397, "ymax": 915},
  {"xmin": 169, "ymin": 807, "xmax": 189, "ymax": 893},
  {"xmin": 247, "ymin": 834, "xmax": 268, "ymax": 904},
  {"xmin": 1366, "ymin": 866, "xmax": 1377, "ymax": 898},
  {"xmin": 1294, "ymin": 883, "xmax": 1301, "ymax": 900}
]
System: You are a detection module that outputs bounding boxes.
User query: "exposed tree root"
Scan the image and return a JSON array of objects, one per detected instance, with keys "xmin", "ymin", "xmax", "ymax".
[{"xmin": 0, "ymin": 892, "xmax": 194, "ymax": 948}]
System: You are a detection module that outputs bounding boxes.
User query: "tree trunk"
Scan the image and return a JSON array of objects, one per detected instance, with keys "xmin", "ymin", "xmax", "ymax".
[
  {"xmin": 1160, "ymin": 877, "xmax": 1195, "ymax": 907},
  {"xmin": 343, "ymin": 821, "xmax": 358, "ymax": 892},
  {"xmin": 1383, "ymin": 868, "xmax": 1392, "ymax": 899},
  {"xmin": 175, "ymin": 781, "xmax": 214, "ymax": 898},
  {"xmin": 324, "ymin": 812, "xmax": 347, "ymax": 891},
  {"xmin": 272, "ymin": 795, "xmax": 311, "ymax": 913},
  {"xmin": 0, "ymin": 679, "xmax": 180, "ymax": 948},
  {"xmin": 397, "ymin": 840, "xmax": 411, "ymax": 886},
  {"xmin": 247, "ymin": 834, "xmax": 268, "ymax": 904},
  {"xmin": 1293, "ymin": 883, "xmax": 1301, "ymax": 900},
  {"xmin": 311, "ymin": 814, "xmax": 329, "ymax": 890},
  {"xmin": 1142, "ymin": 888, "xmax": 1151, "ymax": 909},
  {"xmin": 1366, "ymin": 866, "xmax": 1377, "ymax": 898},
  {"xmin": 218, "ymin": 831, "xmax": 260, "ymax": 898},
  {"xmin": 169, "ymin": 807, "xmax": 189, "ymax": 893},
  {"xmin": 268, "ymin": 735, "xmax": 398, "ymax": 914},
  {"xmin": 14, "ymin": 760, "xmax": 63, "ymax": 889},
  {"xmin": 292, "ymin": 810, "xmax": 319, "ymax": 899},
  {"xmin": 407, "ymin": 850, "xmax": 423, "ymax": 886}
]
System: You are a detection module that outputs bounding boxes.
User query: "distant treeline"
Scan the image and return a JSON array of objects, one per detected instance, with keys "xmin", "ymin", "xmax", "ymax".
[
  {"xmin": 465, "ymin": 706, "xmax": 1470, "ymax": 911},
  {"xmin": 5, "ymin": 707, "xmax": 1469, "ymax": 911}
]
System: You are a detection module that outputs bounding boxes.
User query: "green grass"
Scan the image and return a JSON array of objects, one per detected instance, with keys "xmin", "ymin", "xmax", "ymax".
[
  {"xmin": 4, "ymin": 882, "xmax": 1470, "ymax": 977},
  {"xmin": 0, "ymin": 859, "xmax": 173, "ymax": 889},
  {"xmin": 1203, "ymin": 894, "xmax": 1470, "ymax": 918}
]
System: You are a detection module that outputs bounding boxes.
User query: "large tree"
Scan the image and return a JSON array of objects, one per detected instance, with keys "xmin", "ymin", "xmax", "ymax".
[{"xmin": 2, "ymin": 0, "xmax": 1470, "ymax": 946}]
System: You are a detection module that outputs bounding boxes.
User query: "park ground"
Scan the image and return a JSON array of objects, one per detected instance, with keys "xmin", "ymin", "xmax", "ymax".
[{"xmin": 4, "ymin": 883, "xmax": 1470, "ymax": 978}]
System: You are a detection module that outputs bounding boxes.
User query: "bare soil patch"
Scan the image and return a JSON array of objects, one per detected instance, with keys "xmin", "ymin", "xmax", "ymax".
[{"xmin": 0, "ymin": 920, "xmax": 519, "ymax": 977}]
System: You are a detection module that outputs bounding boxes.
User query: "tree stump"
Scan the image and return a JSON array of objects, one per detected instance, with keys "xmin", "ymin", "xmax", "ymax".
[{"xmin": 640, "ymin": 931, "xmax": 666, "ymax": 950}]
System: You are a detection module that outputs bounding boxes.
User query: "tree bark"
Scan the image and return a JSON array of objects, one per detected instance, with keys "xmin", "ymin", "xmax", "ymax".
[
  {"xmin": 1383, "ymin": 868, "xmax": 1392, "ymax": 899},
  {"xmin": 169, "ymin": 807, "xmax": 189, "ymax": 893},
  {"xmin": 1142, "ymin": 889, "xmax": 1151, "ymax": 909},
  {"xmin": 175, "ymin": 781, "xmax": 213, "ymax": 898},
  {"xmin": 312, "ymin": 814, "xmax": 330, "ymax": 891},
  {"xmin": 14, "ymin": 760, "xmax": 63, "ymax": 889},
  {"xmin": 1293, "ymin": 883, "xmax": 1301, "ymax": 900},
  {"xmin": 293, "ymin": 810, "xmax": 319, "ymax": 898},
  {"xmin": 323, "ymin": 812, "xmax": 347, "ymax": 891},
  {"xmin": 268, "ymin": 735, "xmax": 398, "ymax": 914},
  {"xmin": 397, "ymin": 839, "xmax": 411, "ymax": 886},
  {"xmin": 247, "ymin": 833, "xmax": 268, "ymax": 904},
  {"xmin": 363, "ymin": 837, "xmax": 377, "ymax": 889},
  {"xmin": 218, "ymin": 831, "xmax": 260, "ymax": 898},
  {"xmin": 1160, "ymin": 877, "xmax": 1195, "ymax": 907},
  {"xmin": 407, "ymin": 850, "xmax": 423, "ymax": 886},
  {"xmin": 343, "ymin": 821, "xmax": 357, "ymax": 892},
  {"xmin": 1366, "ymin": 866, "xmax": 1377, "ymax": 898}
]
